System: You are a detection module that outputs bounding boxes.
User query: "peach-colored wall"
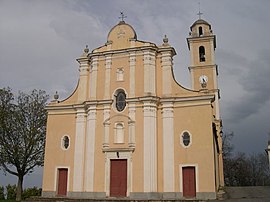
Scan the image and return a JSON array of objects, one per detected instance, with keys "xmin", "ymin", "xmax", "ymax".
[{"xmin": 42, "ymin": 113, "xmax": 76, "ymax": 192}]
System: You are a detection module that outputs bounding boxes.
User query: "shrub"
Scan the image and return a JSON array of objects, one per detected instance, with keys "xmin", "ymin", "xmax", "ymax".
[
  {"xmin": 0, "ymin": 186, "xmax": 5, "ymax": 200},
  {"xmin": 22, "ymin": 186, "xmax": 42, "ymax": 200},
  {"xmin": 6, "ymin": 184, "xmax": 16, "ymax": 200}
]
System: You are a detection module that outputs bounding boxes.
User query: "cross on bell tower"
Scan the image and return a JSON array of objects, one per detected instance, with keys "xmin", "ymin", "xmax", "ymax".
[
  {"xmin": 197, "ymin": 2, "xmax": 203, "ymax": 19},
  {"xmin": 119, "ymin": 12, "xmax": 127, "ymax": 22}
]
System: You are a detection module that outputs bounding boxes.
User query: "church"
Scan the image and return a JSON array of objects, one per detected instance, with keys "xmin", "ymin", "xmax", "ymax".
[{"xmin": 42, "ymin": 15, "xmax": 224, "ymax": 200}]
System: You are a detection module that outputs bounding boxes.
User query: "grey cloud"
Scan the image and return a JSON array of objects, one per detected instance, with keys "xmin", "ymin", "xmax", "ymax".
[{"xmin": 222, "ymin": 49, "xmax": 270, "ymax": 123}]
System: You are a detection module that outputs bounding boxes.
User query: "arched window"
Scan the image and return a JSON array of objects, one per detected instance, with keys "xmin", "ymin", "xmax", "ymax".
[
  {"xmin": 199, "ymin": 26, "xmax": 203, "ymax": 36},
  {"xmin": 62, "ymin": 136, "xmax": 70, "ymax": 149},
  {"xmin": 199, "ymin": 46, "xmax": 206, "ymax": 62},
  {"xmin": 115, "ymin": 90, "xmax": 126, "ymax": 112}
]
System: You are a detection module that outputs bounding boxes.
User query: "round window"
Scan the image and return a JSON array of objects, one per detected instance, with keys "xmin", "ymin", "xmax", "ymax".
[{"xmin": 115, "ymin": 91, "xmax": 126, "ymax": 112}]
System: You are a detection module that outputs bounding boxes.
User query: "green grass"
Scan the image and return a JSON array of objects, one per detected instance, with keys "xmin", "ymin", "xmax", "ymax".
[{"xmin": 0, "ymin": 200, "xmax": 17, "ymax": 202}]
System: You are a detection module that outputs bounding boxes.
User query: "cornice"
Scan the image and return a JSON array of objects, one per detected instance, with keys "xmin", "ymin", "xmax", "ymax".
[
  {"xmin": 89, "ymin": 46, "xmax": 159, "ymax": 58},
  {"xmin": 160, "ymin": 94, "xmax": 215, "ymax": 103},
  {"xmin": 188, "ymin": 64, "xmax": 217, "ymax": 71}
]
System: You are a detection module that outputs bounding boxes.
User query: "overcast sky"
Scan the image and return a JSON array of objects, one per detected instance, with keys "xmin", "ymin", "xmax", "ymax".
[{"xmin": 1, "ymin": 0, "xmax": 270, "ymax": 189}]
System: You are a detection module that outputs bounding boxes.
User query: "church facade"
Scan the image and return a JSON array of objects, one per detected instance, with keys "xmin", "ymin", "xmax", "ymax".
[{"xmin": 42, "ymin": 17, "xmax": 224, "ymax": 200}]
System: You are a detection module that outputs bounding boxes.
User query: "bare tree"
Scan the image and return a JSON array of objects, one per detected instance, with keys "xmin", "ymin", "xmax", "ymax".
[
  {"xmin": 0, "ymin": 88, "xmax": 48, "ymax": 201},
  {"xmin": 222, "ymin": 131, "xmax": 270, "ymax": 186},
  {"xmin": 222, "ymin": 132, "xmax": 234, "ymax": 160}
]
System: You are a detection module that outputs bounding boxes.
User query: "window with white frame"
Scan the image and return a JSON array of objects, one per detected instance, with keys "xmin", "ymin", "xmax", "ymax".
[
  {"xmin": 181, "ymin": 131, "xmax": 192, "ymax": 148},
  {"xmin": 61, "ymin": 135, "xmax": 70, "ymax": 150}
]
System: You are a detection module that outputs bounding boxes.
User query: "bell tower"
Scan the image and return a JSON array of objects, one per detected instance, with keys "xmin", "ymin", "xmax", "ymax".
[
  {"xmin": 187, "ymin": 18, "xmax": 217, "ymax": 91},
  {"xmin": 187, "ymin": 18, "xmax": 221, "ymax": 119}
]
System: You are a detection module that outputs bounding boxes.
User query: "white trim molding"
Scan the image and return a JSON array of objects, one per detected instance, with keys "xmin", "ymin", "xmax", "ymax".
[
  {"xmin": 60, "ymin": 134, "xmax": 71, "ymax": 151},
  {"xmin": 54, "ymin": 166, "xmax": 70, "ymax": 193},
  {"xmin": 179, "ymin": 164, "xmax": 199, "ymax": 193},
  {"xmin": 180, "ymin": 130, "xmax": 192, "ymax": 148},
  {"xmin": 104, "ymin": 150, "xmax": 133, "ymax": 197}
]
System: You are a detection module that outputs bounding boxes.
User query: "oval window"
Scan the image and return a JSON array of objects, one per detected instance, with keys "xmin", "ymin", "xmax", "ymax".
[
  {"xmin": 62, "ymin": 136, "xmax": 70, "ymax": 149},
  {"xmin": 182, "ymin": 132, "xmax": 190, "ymax": 147},
  {"xmin": 116, "ymin": 91, "xmax": 126, "ymax": 112}
]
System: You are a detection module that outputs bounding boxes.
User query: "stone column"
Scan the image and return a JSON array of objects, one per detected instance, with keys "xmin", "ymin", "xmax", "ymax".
[
  {"xmin": 103, "ymin": 104, "xmax": 111, "ymax": 148},
  {"xmin": 76, "ymin": 47, "xmax": 90, "ymax": 102},
  {"xmin": 73, "ymin": 108, "xmax": 86, "ymax": 192},
  {"xmin": 128, "ymin": 103, "xmax": 136, "ymax": 148},
  {"xmin": 143, "ymin": 100, "xmax": 157, "ymax": 192},
  {"xmin": 129, "ymin": 52, "xmax": 136, "ymax": 97},
  {"xmin": 90, "ymin": 57, "xmax": 98, "ymax": 99},
  {"xmin": 84, "ymin": 105, "xmax": 97, "ymax": 191},
  {"xmin": 161, "ymin": 52, "xmax": 172, "ymax": 96},
  {"xmin": 162, "ymin": 102, "xmax": 174, "ymax": 192},
  {"xmin": 104, "ymin": 55, "xmax": 112, "ymax": 99},
  {"xmin": 143, "ymin": 51, "xmax": 156, "ymax": 96}
]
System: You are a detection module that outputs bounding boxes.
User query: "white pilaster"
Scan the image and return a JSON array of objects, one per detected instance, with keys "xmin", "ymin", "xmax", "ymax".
[
  {"xmin": 143, "ymin": 51, "xmax": 156, "ymax": 95},
  {"xmin": 162, "ymin": 102, "xmax": 175, "ymax": 192},
  {"xmin": 211, "ymin": 40, "xmax": 215, "ymax": 64},
  {"xmin": 143, "ymin": 100, "xmax": 157, "ymax": 192},
  {"xmin": 90, "ymin": 57, "xmax": 98, "ymax": 99},
  {"xmin": 190, "ymin": 42, "xmax": 194, "ymax": 66},
  {"xmin": 104, "ymin": 55, "xmax": 112, "ymax": 99},
  {"xmin": 77, "ymin": 52, "xmax": 90, "ymax": 102},
  {"xmin": 73, "ymin": 108, "xmax": 86, "ymax": 191},
  {"xmin": 129, "ymin": 52, "xmax": 136, "ymax": 97},
  {"xmin": 161, "ymin": 52, "xmax": 172, "ymax": 96},
  {"xmin": 84, "ymin": 105, "xmax": 97, "ymax": 191},
  {"xmin": 128, "ymin": 103, "xmax": 136, "ymax": 148},
  {"xmin": 103, "ymin": 104, "xmax": 111, "ymax": 148}
]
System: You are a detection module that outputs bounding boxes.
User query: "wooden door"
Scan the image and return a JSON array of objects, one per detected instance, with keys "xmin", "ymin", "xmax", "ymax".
[
  {"xmin": 183, "ymin": 167, "xmax": 196, "ymax": 198},
  {"xmin": 110, "ymin": 159, "xmax": 127, "ymax": 197},
  {"xmin": 57, "ymin": 168, "xmax": 68, "ymax": 196}
]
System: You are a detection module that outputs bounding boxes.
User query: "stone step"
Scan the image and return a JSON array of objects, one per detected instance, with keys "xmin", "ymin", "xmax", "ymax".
[{"xmin": 24, "ymin": 197, "xmax": 205, "ymax": 202}]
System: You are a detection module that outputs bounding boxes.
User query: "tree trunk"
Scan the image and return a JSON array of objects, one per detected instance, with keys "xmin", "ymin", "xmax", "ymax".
[{"xmin": 16, "ymin": 175, "xmax": 23, "ymax": 201}]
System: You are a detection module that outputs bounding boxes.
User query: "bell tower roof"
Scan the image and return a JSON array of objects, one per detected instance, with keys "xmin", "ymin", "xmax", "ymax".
[{"xmin": 190, "ymin": 18, "xmax": 211, "ymax": 30}]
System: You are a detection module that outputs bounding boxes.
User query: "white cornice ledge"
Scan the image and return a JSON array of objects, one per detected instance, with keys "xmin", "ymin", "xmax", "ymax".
[
  {"xmin": 160, "ymin": 95, "xmax": 215, "ymax": 103},
  {"xmin": 102, "ymin": 148, "xmax": 135, "ymax": 153}
]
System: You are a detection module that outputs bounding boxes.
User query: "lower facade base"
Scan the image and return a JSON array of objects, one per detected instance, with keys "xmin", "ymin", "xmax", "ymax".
[{"xmin": 42, "ymin": 191, "xmax": 216, "ymax": 200}]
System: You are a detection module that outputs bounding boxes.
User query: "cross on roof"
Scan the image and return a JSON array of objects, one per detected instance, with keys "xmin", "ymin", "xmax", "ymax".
[
  {"xmin": 197, "ymin": 2, "xmax": 203, "ymax": 19},
  {"xmin": 119, "ymin": 12, "xmax": 127, "ymax": 22}
]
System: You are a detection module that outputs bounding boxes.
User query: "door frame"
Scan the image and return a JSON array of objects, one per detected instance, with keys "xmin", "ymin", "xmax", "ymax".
[
  {"xmin": 179, "ymin": 164, "xmax": 198, "ymax": 195},
  {"xmin": 104, "ymin": 149, "xmax": 133, "ymax": 197},
  {"xmin": 54, "ymin": 166, "xmax": 70, "ymax": 196}
]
